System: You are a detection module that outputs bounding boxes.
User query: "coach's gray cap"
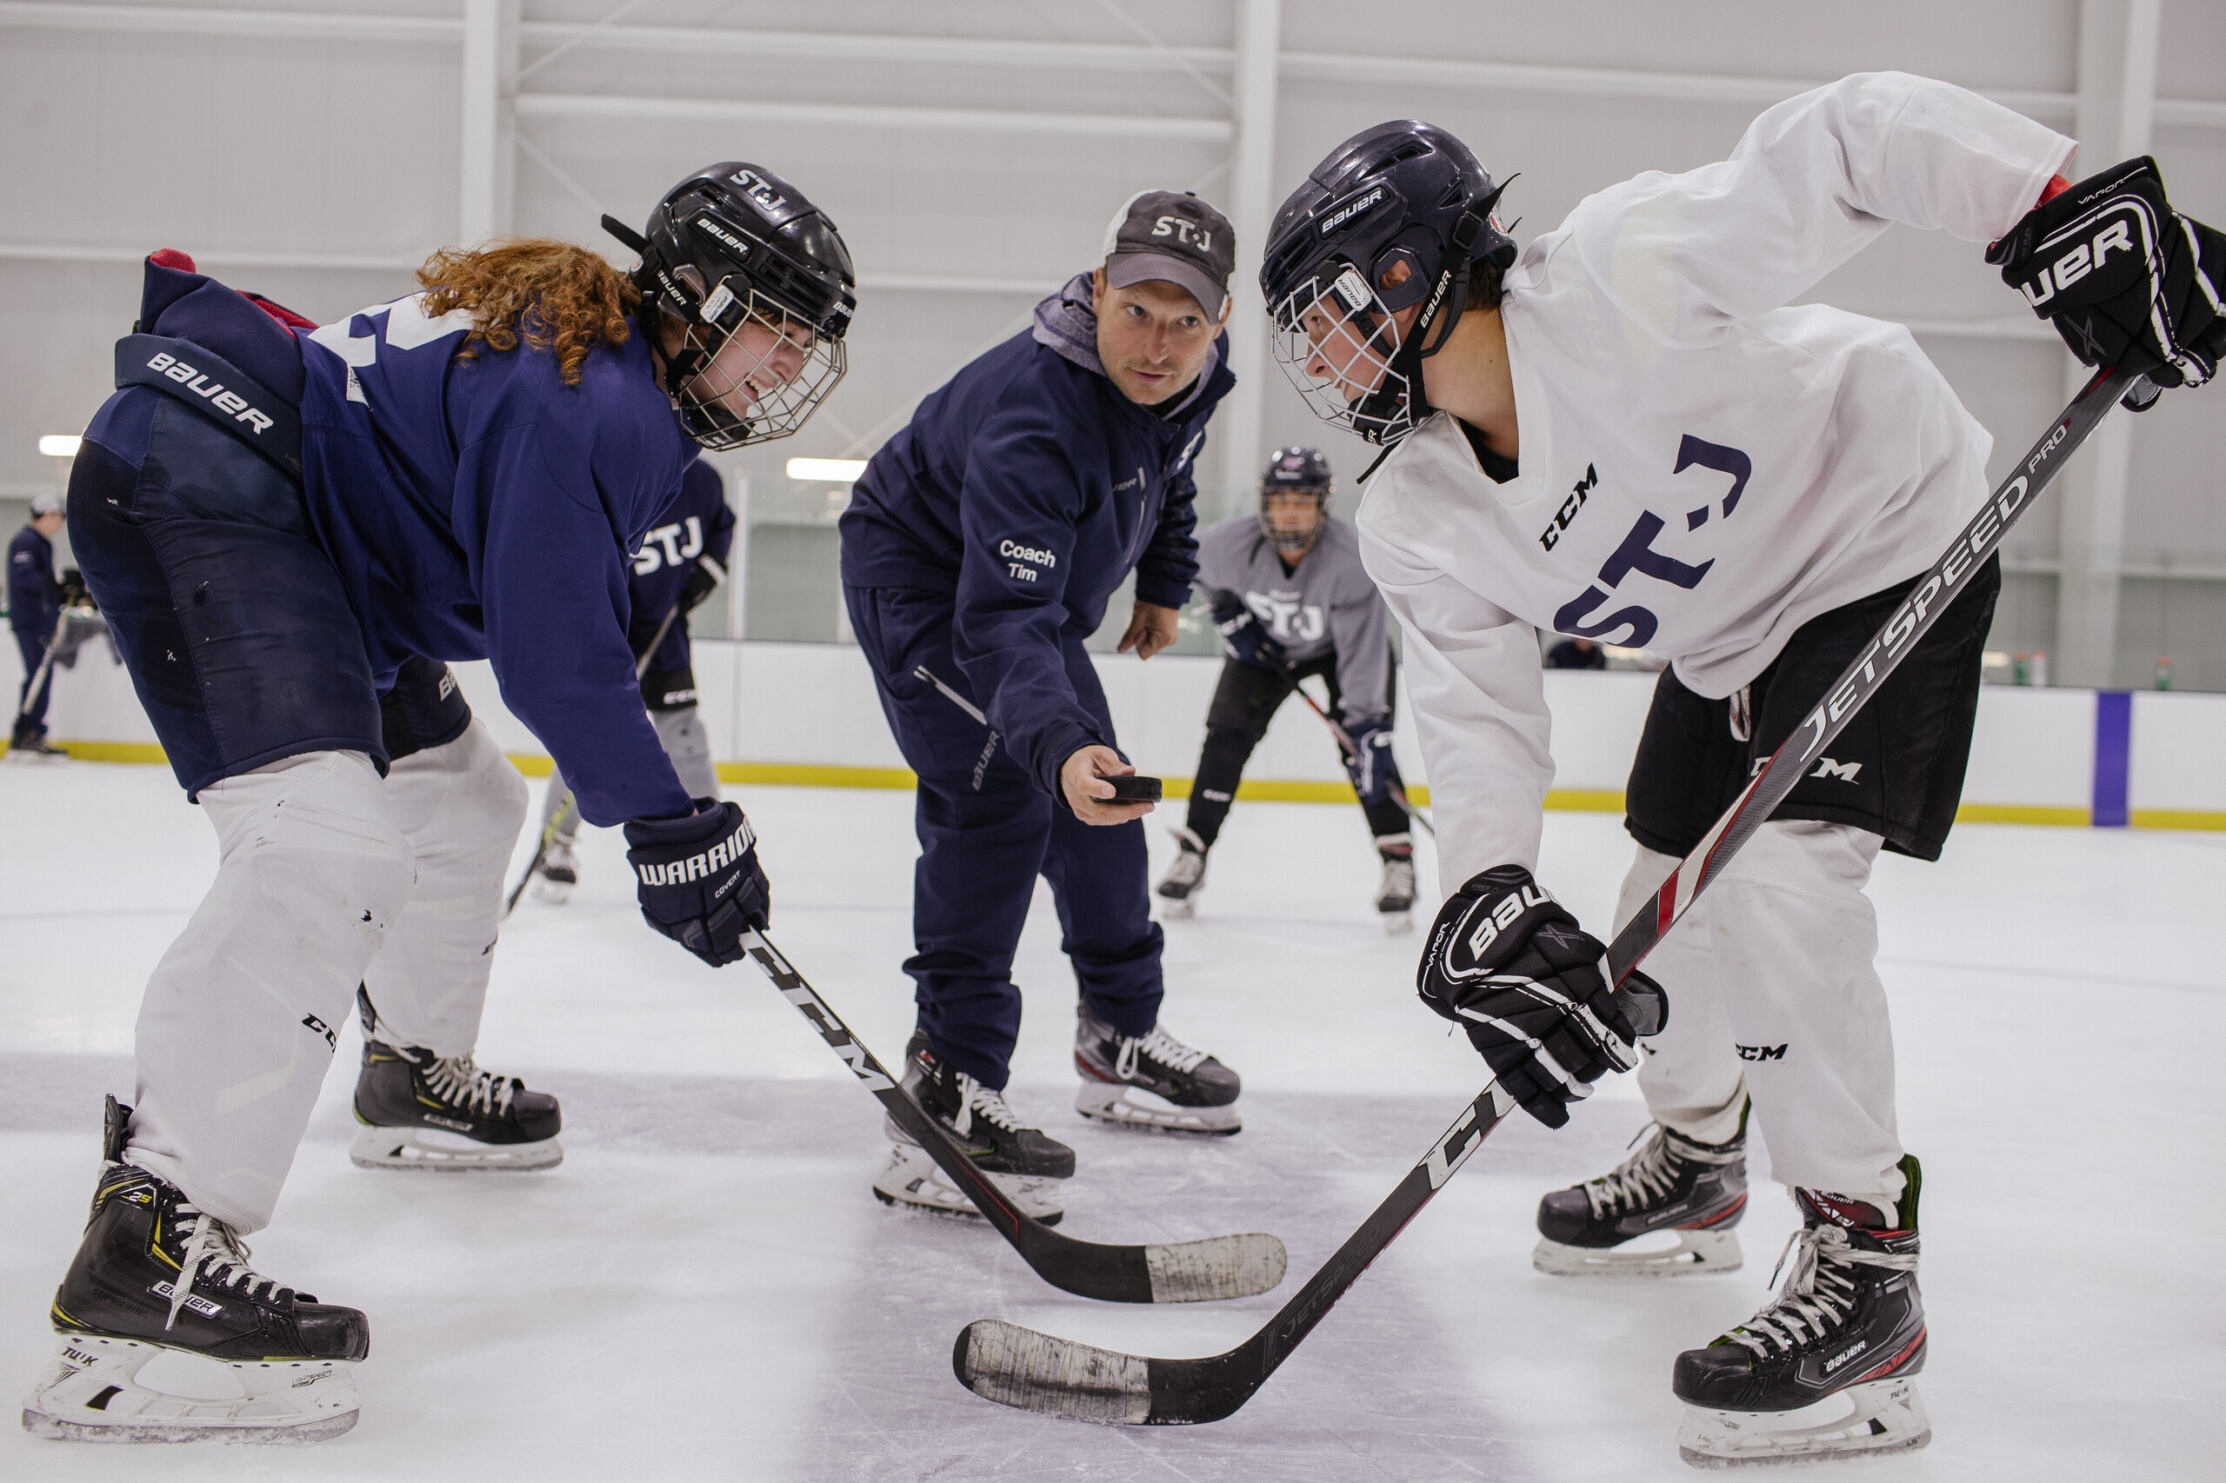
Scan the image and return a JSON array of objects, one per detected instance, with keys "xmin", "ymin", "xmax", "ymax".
[
  {"xmin": 1101, "ymin": 190, "xmax": 1235, "ymax": 319},
  {"xmin": 30, "ymin": 492, "xmax": 62, "ymax": 516}
]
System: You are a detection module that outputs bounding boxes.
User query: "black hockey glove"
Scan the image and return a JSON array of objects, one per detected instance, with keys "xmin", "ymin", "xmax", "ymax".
[
  {"xmin": 1341, "ymin": 715, "xmax": 1397, "ymax": 805},
  {"xmin": 623, "ymin": 799, "xmax": 768, "ymax": 967},
  {"xmin": 1987, "ymin": 157, "xmax": 2226, "ymax": 392},
  {"xmin": 1417, "ymin": 866, "xmax": 1666, "ymax": 1129},
  {"xmin": 679, "ymin": 552, "xmax": 727, "ymax": 613},
  {"xmin": 1212, "ymin": 600, "xmax": 1286, "ymax": 671}
]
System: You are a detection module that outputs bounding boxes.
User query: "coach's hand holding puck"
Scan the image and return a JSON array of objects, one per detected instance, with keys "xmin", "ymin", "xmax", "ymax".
[
  {"xmin": 1061, "ymin": 745, "xmax": 1156, "ymax": 826},
  {"xmin": 1417, "ymin": 865, "xmax": 1666, "ymax": 1128},
  {"xmin": 624, "ymin": 799, "xmax": 770, "ymax": 966}
]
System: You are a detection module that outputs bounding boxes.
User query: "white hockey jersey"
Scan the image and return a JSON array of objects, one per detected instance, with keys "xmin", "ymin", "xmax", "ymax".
[{"xmin": 1356, "ymin": 73, "xmax": 2074, "ymax": 886}]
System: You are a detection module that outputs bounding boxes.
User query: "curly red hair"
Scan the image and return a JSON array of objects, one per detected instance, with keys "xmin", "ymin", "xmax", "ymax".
[{"xmin": 415, "ymin": 239, "xmax": 641, "ymax": 387}]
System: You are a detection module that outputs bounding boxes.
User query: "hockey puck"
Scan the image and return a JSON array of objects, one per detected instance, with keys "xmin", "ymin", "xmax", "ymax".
[{"xmin": 1106, "ymin": 774, "xmax": 1163, "ymax": 802}]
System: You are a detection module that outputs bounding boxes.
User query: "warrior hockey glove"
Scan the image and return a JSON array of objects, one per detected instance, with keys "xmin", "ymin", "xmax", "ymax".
[
  {"xmin": 1342, "ymin": 715, "xmax": 1397, "ymax": 806},
  {"xmin": 1212, "ymin": 600, "xmax": 1286, "ymax": 671},
  {"xmin": 1988, "ymin": 157, "xmax": 2226, "ymax": 391},
  {"xmin": 1418, "ymin": 866, "xmax": 1666, "ymax": 1129},
  {"xmin": 680, "ymin": 552, "xmax": 727, "ymax": 613},
  {"xmin": 624, "ymin": 799, "xmax": 769, "ymax": 967}
]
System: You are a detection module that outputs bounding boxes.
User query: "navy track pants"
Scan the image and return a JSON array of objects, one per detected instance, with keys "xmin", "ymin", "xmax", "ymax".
[{"xmin": 845, "ymin": 584, "xmax": 1162, "ymax": 1089}]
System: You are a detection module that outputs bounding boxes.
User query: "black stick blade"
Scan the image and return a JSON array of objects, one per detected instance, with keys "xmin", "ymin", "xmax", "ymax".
[
  {"xmin": 955, "ymin": 1319, "xmax": 1154, "ymax": 1424},
  {"xmin": 1143, "ymin": 1234, "xmax": 1286, "ymax": 1302}
]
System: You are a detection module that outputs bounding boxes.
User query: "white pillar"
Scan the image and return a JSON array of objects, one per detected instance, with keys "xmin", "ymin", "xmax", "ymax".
[
  {"xmin": 459, "ymin": 0, "xmax": 520, "ymax": 246},
  {"xmin": 2053, "ymin": 0, "xmax": 2160, "ymax": 688},
  {"xmin": 1214, "ymin": 0, "xmax": 1282, "ymax": 517}
]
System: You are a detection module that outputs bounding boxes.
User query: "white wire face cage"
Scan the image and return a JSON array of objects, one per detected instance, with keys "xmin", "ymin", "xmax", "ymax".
[
  {"xmin": 673, "ymin": 279, "xmax": 848, "ymax": 452},
  {"xmin": 1267, "ymin": 263, "xmax": 1419, "ymax": 448}
]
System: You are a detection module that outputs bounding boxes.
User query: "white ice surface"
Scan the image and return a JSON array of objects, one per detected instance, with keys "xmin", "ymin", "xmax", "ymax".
[{"xmin": 3, "ymin": 761, "xmax": 2223, "ymax": 1480}]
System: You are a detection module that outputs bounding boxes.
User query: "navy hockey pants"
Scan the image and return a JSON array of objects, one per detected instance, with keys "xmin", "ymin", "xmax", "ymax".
[
  {"xmin": 69, "ymin": 388, "xmax": 384, "ymax": 796},
  {"xmin": 845, "ymin": 584, "xmax": 1163, "ymax": 1090}
]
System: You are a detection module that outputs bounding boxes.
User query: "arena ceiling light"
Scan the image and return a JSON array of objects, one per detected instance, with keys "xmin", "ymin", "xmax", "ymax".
[
  {"xmin": 38, "ymin": 435, "xmax": 81, "ymax": 457},
  {"xmin": 786, "ymin": 457, "xmax": 866, "ymax": 483}
]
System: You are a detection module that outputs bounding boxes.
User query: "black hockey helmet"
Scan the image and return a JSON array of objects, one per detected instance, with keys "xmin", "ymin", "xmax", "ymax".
[
  {"xmin": 604, "ymin": 162, "xmax": 857, "ymax": 451},
  {"xmin": 1259, "ymin": 121, "xmax": 1517, "ymax": 448},
  {"xmin": 1258, "ymin": 446, "xmax": 1333, "ymax": 557}
]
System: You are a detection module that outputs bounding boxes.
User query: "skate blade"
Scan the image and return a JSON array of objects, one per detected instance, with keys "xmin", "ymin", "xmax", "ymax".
[
  {"xmin": 21, "ymin": 1334, "xmax": 360, "ymax": 1444},
  {"xmin": 1074, "ymin": 1081, "xmax": 1241, "ymax": 1136},
  {"xmin": 1378, "ymin": 909, "xmax": 1412, "ymax": 935},
  {"xmin": 349, "ymin": 1125, "xmax": 563, "ymax": 1172},
  {"xmin": 871, "ymin": 1146, "xmax": 1064, "ymax": 1225},
  {"xmin": 1677, "ymin": 1377, "xmax": 1930, "ymax": 1468},
  {"xmin": 1533, "ymin": 1228, "xmax": 1742, "ymax": 1277}
]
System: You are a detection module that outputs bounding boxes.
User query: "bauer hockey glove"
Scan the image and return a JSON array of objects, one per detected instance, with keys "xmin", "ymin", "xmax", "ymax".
[
  {"xmin": 1417, "ymin": 866, "xmax": 1666, "ymax": 1129},
  {"xmin": 680, "ymin": 552, "xmax": 727, "ymax": 613},
  {"xmin": 624, "ymin": 799, "xmax": 769, "ymax": 967},
  {"xmin": 1341, "ymin": 715, "xmax": 1397, "ymax": 806},
  {"xmin": 1987, "ymin": 157, "xmax": 2226, "ymax": 391},
  {"xmin": 1212, "ymin": 600, "xmax": 1286, "ymax": 671}
]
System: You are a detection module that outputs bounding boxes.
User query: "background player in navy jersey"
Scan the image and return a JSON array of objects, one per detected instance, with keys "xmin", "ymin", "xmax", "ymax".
[
  {"xmin": 1156, "ymin": 446, "xmax": 1416, "ymax": 929},
  {"xmin": 839, "ymin": 190, "xmax": 1243, "ymax": 1225},
  {"xmin": 531, "ymin": 455, "xmax": 737, "ymax": 901},
  {"xmin": 24, "ymin": 163, "xmax": 855, "ymax": 1443}
]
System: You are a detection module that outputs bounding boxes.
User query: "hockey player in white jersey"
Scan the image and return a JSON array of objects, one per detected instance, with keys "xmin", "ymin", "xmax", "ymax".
[
  {"xmin": 1261, "ymin": 73, "xmax": 2223, "ymax": 1465},
  {"xmin": 1156, "ymin": 446, "xmax": 1417, "ymax": 927}
]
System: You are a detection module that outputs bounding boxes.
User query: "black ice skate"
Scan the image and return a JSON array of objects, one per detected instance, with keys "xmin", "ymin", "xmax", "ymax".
[
  {"xmin": 874, "ymin": 1035, "xmax": 1074, "ymax": 1224},
  {"xmin": 532, "ymin": 837, "xmax": 578, "ymax": 904},
  {"xmin": 350, "ymin": 988, "xmax": 563, "ymax": 1171},
  {"xmin": 1155, "ymin": 825, "xmax": 1208, "ymax": 918},
  {"xmin": 1073, "ymin": 1003, "xmax": 1241, "ymax": 1135},
  {"xmin": 1373, "ymin": 833, "xmax": 1415, "ymax": 933},
  {"xmin": 1534, "ymin": 1116, "xmax": 1748, "ymax": 1277},
  {"xmin": 7, "ymin": 730, "xmax": 65, "ymax": 760},
  {"xmin": 22, "ymin": 1097, "xmax": 368, "ymax": 1443},
  {"xmin": 1674, "ymin": 1157, "xmax": 1929, "ymax": 1468}
]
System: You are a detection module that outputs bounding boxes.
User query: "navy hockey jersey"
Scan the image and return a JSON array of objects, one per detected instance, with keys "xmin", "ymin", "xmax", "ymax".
[
  {"xmin": 630, "ymin": 457, "xmax": 737, "ymax": 672},
  {"xmin": 839, "ymin": 273, "xmax": 1233, "ymax": 794}
]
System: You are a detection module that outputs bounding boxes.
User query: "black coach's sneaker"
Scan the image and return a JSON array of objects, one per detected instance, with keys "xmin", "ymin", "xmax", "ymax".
[
  {"xmin": 874, "ymin": 1034, "xmax": 1072, "ymax": 1223},
  {"xmin": 1073, "ymin": 1003, "xmax": 1241, "ymax": 1135},
  {"xmin": 1673, "ymin": 1157, "xmax": 1930, "ymax": 1467},
  {"xmin": 350, "ymin": 987, "xmax": 562, "ymax": 1171},
  {"xmin": 22, "ymin": 1097, "xmax": 367, "ymax": 1443},
  {"xmin": 1534, "ymin": 1112, "xmax": 1748, "ymax": 1276}
]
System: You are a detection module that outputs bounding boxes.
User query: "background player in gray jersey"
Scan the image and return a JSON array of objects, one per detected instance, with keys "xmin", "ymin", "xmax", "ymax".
[{"xmin": 1158, "ymin": 447, "xmax": 1416, "ymax": 928}]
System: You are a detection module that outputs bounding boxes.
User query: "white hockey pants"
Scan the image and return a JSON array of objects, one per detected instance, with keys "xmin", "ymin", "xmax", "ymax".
[
  {"xmin": 1617, "ymin": 819, "xmax": 1905, "ymax": 1212},
  {"xmin": 127, "ymin": 721, "xmax": 526, "ymax": 1232},
  {"xmin": 541, "ymin": 704, "xmax": 715, "ymax": 839}
]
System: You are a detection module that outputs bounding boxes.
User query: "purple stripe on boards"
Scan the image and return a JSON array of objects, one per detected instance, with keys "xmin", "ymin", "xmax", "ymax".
[{"xmin": 2092, "ymin": 691, "xmax": 2132, "ymax": 829}]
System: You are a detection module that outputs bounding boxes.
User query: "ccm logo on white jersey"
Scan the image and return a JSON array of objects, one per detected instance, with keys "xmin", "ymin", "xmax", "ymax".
[{"xmin": 636, "ymin": 818, "xmax": 755, "ymax": 887}]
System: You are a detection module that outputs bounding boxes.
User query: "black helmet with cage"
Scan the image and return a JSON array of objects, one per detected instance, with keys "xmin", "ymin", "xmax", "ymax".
[
  {"xmin": 1258, "ymin": 122, "xmax": 1517, "ymax": 449},
  {"xmin": 604, "ymin": 162, "xmax": 857, "ymax": 451},
  {"xmin": 1258, "ymin": 446, "xmax": 1333, "ymax": 558}
]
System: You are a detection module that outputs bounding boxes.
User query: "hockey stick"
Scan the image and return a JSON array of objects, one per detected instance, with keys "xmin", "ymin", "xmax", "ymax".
[
  {"xmin": 1285, "ymin": 676, "xmax": 1435, "ymax": 838},
  {"xmin": 737, "ymin": 928, "xmax": 1287, "ymax": 1303},
  {"xmin": 504, "ymin": 604, "xmax": 684, "ymax": 916},
  {"xmin": 954, "ymin": 364, "xmax": 2144, "ymax": 1424}
]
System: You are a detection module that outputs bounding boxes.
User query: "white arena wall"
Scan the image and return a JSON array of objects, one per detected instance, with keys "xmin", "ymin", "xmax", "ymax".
[{"xmin": 8, "ymin": 638, "xmax": 2223, "ymax": 830}]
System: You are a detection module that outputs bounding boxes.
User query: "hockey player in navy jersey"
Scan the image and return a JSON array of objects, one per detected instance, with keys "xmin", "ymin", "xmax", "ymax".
[
  {"xmin": 23, "ymin": 162, "xmax": 855, "ymax": 1443},
  {"xmin": 7, "ymin": 492, "xmax": 66, "ymax": 756},
  {"xmin": 531, "ymin": 455, "xmax": 738, "ymax": 901},
  {"xmin": 1156, "ymin": 446, "xmax": 1416, "ymax": 928},
  {"xmin": 1262, "ymin": 76, "xmax": 2221, "ymax": 1464},
  {"xmin": 840, "ymin": 190, "xmax": 1243, "ymax": 1224}
]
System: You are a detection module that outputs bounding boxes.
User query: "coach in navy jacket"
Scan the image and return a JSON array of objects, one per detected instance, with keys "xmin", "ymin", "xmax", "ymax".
[
  {"xmin": 840, "ymin": 192, "xmax": 1236, "ymax": 1100},
  {"xmin": 8, "ymin": 494, "xmax": 66, "ymax": 748}
]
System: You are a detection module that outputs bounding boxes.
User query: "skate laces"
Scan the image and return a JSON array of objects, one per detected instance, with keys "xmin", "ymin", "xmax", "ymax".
[
  {"xmin": 1116, "ymin": 1025, "xmax": 1208, "ymax": 1081},
  {"xmin": 423, "ymin": 1055, "xmax": 518, "ymax": 1116},
  {"xmin": 166, "ymin": 1204, "xmax": 282, "ymax": 1332},
  {"xmin": 953, "ymin": 1074, "xmax": 1027, "ymax": 1138},
  {"xmin": 1725, "ymin": 1225, "xmax": 1919, "ymax": 1359},
  {"xmin": 1583, "ymin": 1125, "xmax": 1682, "ymax": 1218}
]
